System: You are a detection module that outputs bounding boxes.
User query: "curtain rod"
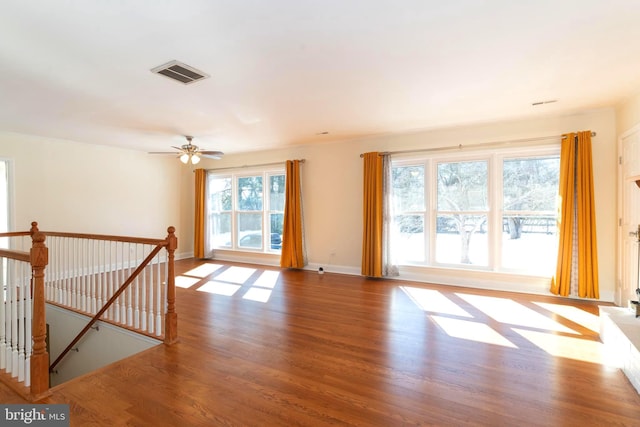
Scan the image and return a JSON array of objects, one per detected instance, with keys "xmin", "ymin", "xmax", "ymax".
[
  {"xmin": 202, "ymin": 158, "xmax": 305, "ymax": 172},
  {"xmin": 359, "ymin": 131, "xmax": 597, "ymax": 157}
]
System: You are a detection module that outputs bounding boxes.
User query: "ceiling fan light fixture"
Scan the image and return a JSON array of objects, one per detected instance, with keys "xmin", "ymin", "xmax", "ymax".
[{"xmin": 148, "ymin": 135, "xmax": 223, "ymax": 164}]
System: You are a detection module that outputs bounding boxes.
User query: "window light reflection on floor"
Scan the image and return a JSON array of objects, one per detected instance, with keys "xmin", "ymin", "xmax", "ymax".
[
  {"xmin": 243, "ymin": 287, "xmax": 272, "ymax": 303},
  {"xmin": 456, "ymin": 293, "xmax": 576, "ymax": 334},
  {"xmin": 532, "ymin": 302, "xmax": 600, "ymax": 333},
  {"xmin": 197, "ymin": 281, "xmax": 242, "ymax": 296},
  {"xmin": 401, "ymin": 287, "xmax": 472, "ymax": 318},
  {"xmin": 175, "ymin": 275, "xmax": 201, "ymax": 289},
  {"xmin": 512, "ymin": 328, "xmax": 606, "ymax": 365},
  {"xmin": 184, "ymin": 263, "xmax": 224, "ymax": 278},
  {"xmin": 253, "ymin": 270, "xmax": 280, "ymax": 289},
  {"xmin": 214, "ymin": 266, "xmax": 257, "ymax": 284},
  {"xmin": 431, "ymin": 316, "xmax": 517, "ymax": 348}
]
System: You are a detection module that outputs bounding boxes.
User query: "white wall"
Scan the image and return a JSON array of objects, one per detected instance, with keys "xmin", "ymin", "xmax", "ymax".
[
  {"xmin": 0, "ymin": 131, "xmax": 190, "ymax": 258},
  {"xmin": 188, "ymin": 109, "xmax": 618, "ymax": 301}
]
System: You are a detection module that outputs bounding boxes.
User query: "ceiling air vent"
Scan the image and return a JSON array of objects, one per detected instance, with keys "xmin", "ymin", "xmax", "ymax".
[{"xmin": 151, "ymin": 60, "xmax": 209, "ymax": 85}]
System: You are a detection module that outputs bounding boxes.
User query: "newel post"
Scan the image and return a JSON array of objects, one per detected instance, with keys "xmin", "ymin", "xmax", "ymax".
[
  {"xmin": 164, "ymin": 226, "xmax": 178, "ymax": 345},
  {"xmin": 30, "ymin": 228, "xmax": 50, "ymax": 399}
]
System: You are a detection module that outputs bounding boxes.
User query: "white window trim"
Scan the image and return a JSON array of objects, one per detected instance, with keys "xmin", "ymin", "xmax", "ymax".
[
  {"xmin": 208, "ymin": 166, "xmax": 285, "ymax": 255},
  {"xmin": 392, "ymin": 144, "xmax": 560, "ymax": 274}
]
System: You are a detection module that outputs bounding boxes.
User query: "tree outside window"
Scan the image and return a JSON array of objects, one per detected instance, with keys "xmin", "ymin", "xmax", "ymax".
[{"xmin": 436, "ymin": 160, "xmax": 488, "ymax": 265}]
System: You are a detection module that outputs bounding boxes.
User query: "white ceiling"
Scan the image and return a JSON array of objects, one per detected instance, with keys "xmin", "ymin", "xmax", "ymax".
[{"xmin": 2, "ymin": 1, "xmax": 640, "ymax": 155}]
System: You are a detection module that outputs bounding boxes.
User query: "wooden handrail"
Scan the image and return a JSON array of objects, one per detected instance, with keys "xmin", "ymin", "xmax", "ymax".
[
  {"xmin": 49, "ymin": 244, "xmax": 164, "ymax": 372},
  {"xmin": 0, "ymin": 248, "xmax": 30, "ymax": 263},
  {"xmin": 39, "ymin": 231, "xmax": 167, "ymax": 246}
]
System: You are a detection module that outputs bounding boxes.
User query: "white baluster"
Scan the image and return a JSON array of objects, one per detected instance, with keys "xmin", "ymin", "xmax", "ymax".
[
  {"xmin": 141, "ymin": 245, "xmax": 148, "ymax": 332},
  {"xmin": 126, "ymin": 242, "xmax": 133, "ymax": 327},
  {"xmin": 17, "ymin": 264, "xmax": 26, "ymax": 382},
  {"xmin": 134, "ymin": 244, "xmax": 140, "ymax": 329},
  {"xmin": 114, "ymin": 241, "xmax": 121, "ymax": 323},
  {"xmin": 0, "ymin": 258, "xmax": 6, "ymax": 370},
  {"xmin": 65, "ymin": 238, "xmax": 70, "ymax": 306},
  {"xmin": 25, "ymin": 261, "xmax": 32, "ymax": 387},
  {"xmin": 80, "ymin": 239, "xmax": 86, "ymax": 312},
  {"xmin": 91, "ymin": 239, "xmax": 97, "ymax": 314},
  {"xmin": 148, "ymin": 251, "xmax": 154, "ymax": 335},
  {"xmin": 155, "ymin": 253, "xmax": 162, "ymax": 336},
  {"xmin": 10, "ymin": 264, "xmax": 18, "ymax": 377},
  {"xmin": 97, "ymin": 240, "xmax": 104, "ymax": 313}
]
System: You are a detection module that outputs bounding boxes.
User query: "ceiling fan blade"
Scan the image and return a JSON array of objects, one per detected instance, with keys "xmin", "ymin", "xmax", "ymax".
[
  {"xmin": 198, "ymin": 150, "xmax": 224, "ymax": 159},
  {"xmin": 148, "ymin": 151, "xmax": 180, "ymax": 155}
]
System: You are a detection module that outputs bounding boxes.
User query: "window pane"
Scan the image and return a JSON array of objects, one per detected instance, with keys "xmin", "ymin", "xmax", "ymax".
[
  {"xmin": 209, "ymin": 176, "xmax": 231, "ymax": 211},
  {"xmin": 435, "ymin": 214, "xmax": 488, "ymax": 266},
  {"xmin": 237, "ymin": 176, "xmax": 263, "ymax": 211},
  {"xmin": 394, "ymin": 214, "xmax": 425, "ymax": 262},
  {"xmin": 502, "ymin": 155, "xmax": 560, "ymax": 274},
  {"xmin": 502, "ymin": 215, "xmax": 557, "ymax": 274},
  {"xmin": 437, "ymin": 161, "xmax": 487, "ymax": 211},
  {"xmin": 210, "ymin": 213, "xmax": 231, "ymax": 248},
  {"xmin": 503, "ymin": 157, "xmax": 559, "ymax": 211},
  {"xmin": 269, "ymin": 213, "xmax": 283, "ymax": 251},
  {"xmin": 392, "ymin": 165, "xmax": 425, "ymax": 211},
  {"xmin": 238, "ymin": 213, "xmax": 263, "ymax": 249},
  {"xmin": 269, "ymin": 175, "xmax": 285, "ymax": 211}
]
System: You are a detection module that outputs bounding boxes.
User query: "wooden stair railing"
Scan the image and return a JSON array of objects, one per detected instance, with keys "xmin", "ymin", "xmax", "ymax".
[
  {"xmin": 50, "ymin": 244, "xmax": 163, "ymax": 372},
  {"xmin": 0, "ymin": 224, "xmax": 50, "ymax": 401},
  {"xmin": 42, "ymin": 226, "xmax": 178, "ymax": 373},
  {"xmin": 0, "ymin": 223, "xmax": 178, "ymax": 399}
]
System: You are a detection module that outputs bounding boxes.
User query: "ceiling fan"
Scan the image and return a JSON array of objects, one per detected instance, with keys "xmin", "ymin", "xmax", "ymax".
[{"xmin": 149, "ymin": 135, "xmax": 224, "ymax": 164}]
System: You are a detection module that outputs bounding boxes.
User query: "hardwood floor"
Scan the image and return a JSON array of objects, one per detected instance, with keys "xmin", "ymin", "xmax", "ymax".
[{"xmin": 2, "ymin": 259, "xmax": 640, "ymax": 426}]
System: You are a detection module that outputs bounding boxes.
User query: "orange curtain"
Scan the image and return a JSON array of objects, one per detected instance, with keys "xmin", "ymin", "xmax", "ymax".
[
  {"xmin": 194, "ymin": 168, "xmax": 206, "ymax": 259},
  {"xmin": 362, "ymin": 152, "xmax": 384, "ymax": 277},
  {"xmin": 551, "ymin": 131, "xmax": 599, "ymax": 298},
  {"xmin": 576, "ymin": 132, "xmax": 599, "ymax": 298},
  {"xmin": 280, "ymin": 160, "xmax": 306, "ymax": 268}
]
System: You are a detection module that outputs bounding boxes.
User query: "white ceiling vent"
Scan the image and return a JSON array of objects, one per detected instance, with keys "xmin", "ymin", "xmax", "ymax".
[{"xmin": 151, "ymin": 60, "xmax": 209, "ymax": 85}]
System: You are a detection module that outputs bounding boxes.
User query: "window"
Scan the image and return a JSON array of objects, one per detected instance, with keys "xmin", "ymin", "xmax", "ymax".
[
  {"xmin": 436, "ymin": 160, "xmax": 488, "ymax": 266},
  {"xmin": 208, "ymin": 169, "xmax": 285, "ymax": 253},
  {"xmin": 392, "ymin": 148, "xmax": 560, "ymax": 275},
  {"xmin": 501, "ymin": 156, "xmax": 559, "ymax": 273},
  {"xmin": 392, "ymin": 165, "xmax": 426, "ymax": 262}
]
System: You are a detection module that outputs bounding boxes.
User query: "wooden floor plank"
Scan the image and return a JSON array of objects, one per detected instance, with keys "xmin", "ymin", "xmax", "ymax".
[{"xmin": 3, "ymin": 259, "xmax": 640, "ymax": 426}]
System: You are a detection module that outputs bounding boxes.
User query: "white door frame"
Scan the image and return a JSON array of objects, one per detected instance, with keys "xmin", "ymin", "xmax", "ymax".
[{"xmin": 617, "ymin": 124, "xmax": 640, "ymax": 307}]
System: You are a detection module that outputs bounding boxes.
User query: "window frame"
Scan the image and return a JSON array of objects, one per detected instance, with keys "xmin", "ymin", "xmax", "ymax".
[
  {"xmin": 392, "ymin": 145, "xmax": 560, "ymax": 274},
  {"xmin": 208, "ymin": 167, "xmax": 285, "ymax": 254}
]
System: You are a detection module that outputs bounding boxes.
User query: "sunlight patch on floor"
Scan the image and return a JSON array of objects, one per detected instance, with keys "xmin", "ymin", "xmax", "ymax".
[
  {"xmin": 243, "ymin": 287, "xmax": 272, "ymax": 303},
  {"xmin": 431, "ymin": 316, "xmax": 517, "ymax": 348},
  {"xmin": 253, "ymin": 270, "xmax": 280, "ymax": 289},
  {"xmin": 184, "ymin": 263, "xmax": 224, "ymax": 278},
  {"xmin": 512, "ymin": 328, "xmax": 605, "ymax": 364},
  {"xmin": 401, "ymin": 287, "xmax": 472, "ymax": 318},
  {"xmin": 175, "ymin": 276, "xmax": 201, "ymax": 288},
  {"xmin": 214, "ymin": 266, "xmax": 257, "ymax": 284},
  {"xmin": 197, "ymin": 281, "xmax": 242, "ymax": 296},
  {"xmin": 532, "ymin": 302, "xmax": 600, "ymax": 333},
  {"xmin": 457, "ymin": 293, "xmax": 576, "ymax": 334}
]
